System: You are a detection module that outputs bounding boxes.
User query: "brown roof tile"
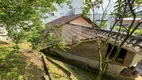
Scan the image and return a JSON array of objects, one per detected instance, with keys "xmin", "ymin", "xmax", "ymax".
[
  {"xmin": 47, "ymin": 14, "xmax": 81, "ymax": 26},
  {"xmin": 46, "ymin": 14, "xmax": 99, "ymax": 28}
]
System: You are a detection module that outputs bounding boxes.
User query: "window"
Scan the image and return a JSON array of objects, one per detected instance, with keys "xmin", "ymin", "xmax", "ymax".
[
  {"xmin": 69, "ymin": 5, "xmax": 72, "ymax": 9},
  {"xmin": 50, "ymin": 13, "xmax": 54, "ymax": 16},
  {"xmin": 60, "ymin": 13, "xmax": 64, "ymax": 15},
  {"xmin": 60, "ymin": 5, "xmax": 63, "ymax": 8},
  {"xmin": 106, "ymin": 44, "xmax": 127, "ymax": 63}
]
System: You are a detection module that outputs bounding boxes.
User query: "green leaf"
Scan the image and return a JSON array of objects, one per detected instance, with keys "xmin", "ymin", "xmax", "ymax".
[{"xmin": 18, "ymin": 75, "xmax": 24, "ymax": 80}]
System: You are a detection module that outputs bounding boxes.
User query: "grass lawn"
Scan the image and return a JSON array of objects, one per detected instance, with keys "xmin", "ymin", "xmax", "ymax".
[{"xmin": 0, "ymin": 42, "xmax": 43, "ymax": 80}]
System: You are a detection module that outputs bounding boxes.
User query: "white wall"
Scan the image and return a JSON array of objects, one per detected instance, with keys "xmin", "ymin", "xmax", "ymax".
[
  {"xmin": 43, "ymin": 0, "xmax": 84, "ymax": 24},
  {"xmin": 131, "ymin": 53, "xmax": 142, "ymax": 66},
  {"xmin": 89, "ymin": 0, "xmax": 116, "ymax": 29},
  {"xmin": 91, "ymin": 0, "xmax": 116, "ymax": 14}
]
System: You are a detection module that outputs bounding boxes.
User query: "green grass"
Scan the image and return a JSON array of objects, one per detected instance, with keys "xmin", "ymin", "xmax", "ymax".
[{"xmin": 0, "ymin": 45, "xmax": 42, "ymax": 80}]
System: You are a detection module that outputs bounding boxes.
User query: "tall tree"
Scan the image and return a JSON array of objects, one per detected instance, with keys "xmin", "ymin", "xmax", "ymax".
[
  {"xmin": 0, "ymin": 0, "xmax": 70, "ymax": 51},
  {"xmin": 83, "ymin": 0, "xmax": 142, "ymax": 80},
  {"xmin": 82, "ymin": 0, "xmax": 103, "ymax": 28}
]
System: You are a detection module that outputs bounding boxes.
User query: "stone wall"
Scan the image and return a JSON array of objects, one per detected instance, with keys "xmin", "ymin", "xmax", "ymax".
[
  {"xmin": 65, "ymin": 40, "xmax": 108, "ymax": 60},
  {"xmin": 124, "ymin": 51, "xmax": 136, "ymax": 66}
]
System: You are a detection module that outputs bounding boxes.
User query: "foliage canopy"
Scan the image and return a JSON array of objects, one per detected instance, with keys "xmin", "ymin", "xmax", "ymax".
[{"xmin": 0, "ymin": 0, "xmax": 70, "ymax": 50}]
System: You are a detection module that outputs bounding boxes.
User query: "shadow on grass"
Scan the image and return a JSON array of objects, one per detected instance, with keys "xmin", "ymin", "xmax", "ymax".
[{"xmin": 0, "ymin": 48, "xmax": 43, "ymax": 80}]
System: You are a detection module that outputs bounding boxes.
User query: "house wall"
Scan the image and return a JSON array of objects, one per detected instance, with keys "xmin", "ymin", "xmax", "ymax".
[
  {"xmin": 73, "ymin": 8, "xmax": 82, "ymax": 14},
  {"xmin": 61, "ymin": 20, "xmax": 93, "ymax": 44},
  {"xmin": 66, "ymin": 40, "xmax": 136, "ymax": 67},
  {"xmin": 116, "ymin": 21, "xmax": 142, "ymax": 28},
  {"xmin": 52, "ymin": 39, "xmax": 141, "ymax": 74},
  {"xmin": 62, "ymin": 24, "xmax": 83, "ymax": 43},
  {"xmin": 123, "ymin": 51, "xmax": 136, "ymax": 66},
  {"xmin": 70, "ymin": 17, "xmax": 92, "ymax": 27},
  {"xmin": 107, "ymin": 64, "xmax": 126, "ymax": 74},
  {"xmin": 66, "ymin": 40, "xmax": 107, "ymax": 60},
  {"xmin": 54, "ymin": 44, "xmax": 126, "ymax": 74},
  {"xmin": 130, "ymin": 53, "xmax": 142, "ymax": 66},
  {"xmin": 62, "ymin": 24, "xmax": 72, "ymax": 43},
  {"xmin": 53, "ymin": 49, "xmax": 100, "ymax": 70}
]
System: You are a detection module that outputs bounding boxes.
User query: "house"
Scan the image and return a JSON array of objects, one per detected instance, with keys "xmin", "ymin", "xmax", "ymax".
[
  {"xmin": 43, "ymin": 15, "xmax": 142, "ymax": 77},
  {"xmin": 45, "ymin": 14, "xmax": 99, "ymax": 44},
  {"xmin": 116, "ymin": 18, "xmax": 142, "ymax": 28}
]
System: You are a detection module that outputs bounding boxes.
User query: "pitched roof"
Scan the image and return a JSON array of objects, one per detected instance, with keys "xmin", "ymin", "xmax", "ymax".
[
  {"xmin": 46, "ymin": 14, "xmax": 99, "ymax": 28},
  {"xmin": 77, "ymin": 26, "xmax": 142, "ymax": 54},
  {"xmin": 47, "ymin": 15, "xmax": 81, "ymax": 26}
]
